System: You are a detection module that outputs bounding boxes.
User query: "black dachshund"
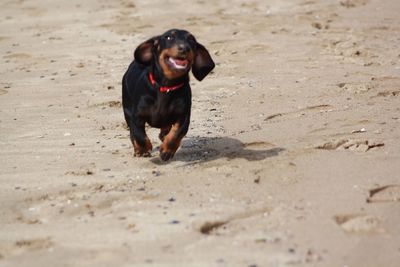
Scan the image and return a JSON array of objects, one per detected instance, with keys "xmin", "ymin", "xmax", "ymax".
[{"xmin": 122, "ymin": 29, "xmax": 215, "ymax": 161}]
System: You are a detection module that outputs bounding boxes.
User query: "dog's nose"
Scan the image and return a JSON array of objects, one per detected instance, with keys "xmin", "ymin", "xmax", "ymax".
[{"xmin": 177, "ymin": 43, "xmax": 190, "ymax": 53}]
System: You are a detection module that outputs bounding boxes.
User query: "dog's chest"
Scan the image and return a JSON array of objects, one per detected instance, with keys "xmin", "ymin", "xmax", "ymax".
[{"xmin": 139, "ymin": 94, "xmax": 186, "ymax": 127}]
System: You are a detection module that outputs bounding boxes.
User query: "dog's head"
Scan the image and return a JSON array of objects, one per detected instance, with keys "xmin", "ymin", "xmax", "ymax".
[{"xmin": 134, "ymin": 29, "xmax": 215, "ymax": 81}]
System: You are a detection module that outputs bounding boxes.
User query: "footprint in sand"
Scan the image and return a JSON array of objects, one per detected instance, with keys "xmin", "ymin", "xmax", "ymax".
[
  {"xmin": 264, "ymin": 105, "xmax": 333, "ymax": 123},
  {"xmin": 64, "ymin": 163, "xmax": 96, "ymax": 176},
  {"xmin": 91, "ymin": 100, "xmax": 122, "ymax": 109},
  {"xmin": 367, "ymin": 184, "xmax": 400, "ymax": 203},
  {"xmin": 14, "ymin": 237, "xmax": 53, "ymax": 250},
  {"xmin": 198, "ymin": 206, "xmax": 270, "ymax": 235},
  {"xmin": 337, "ymin": 82, "xmax": 373, "ymax": 94},
  {"xmin": 374, "ymin": 90, "xmax": 400, "ymax": 98},
  {"xmin": 15, "ymin": 177, "xmax": 159, "ymax": 226},
  {"xmin": 0, "ymin": 237, "xmax": 53, "ymax": 259},
  {"xmin": 340, "ymin": 0, "xmax": 369, "ymax": 8},
  {"xmin": 3, "ymin": 52, "xmax": 32, "ymax": 60},
  {"xmin": 316, "ymin": 139, "xmax": 384, "ymax": 152},
  {"xmin": 333, "ymin": 214, "xmax": 385, "ymax": 234}
]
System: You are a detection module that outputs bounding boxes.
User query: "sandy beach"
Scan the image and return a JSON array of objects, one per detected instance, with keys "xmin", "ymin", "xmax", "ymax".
[{"xmin": 1, "ymin": 0, "xmax": 400, "ymax": 266}]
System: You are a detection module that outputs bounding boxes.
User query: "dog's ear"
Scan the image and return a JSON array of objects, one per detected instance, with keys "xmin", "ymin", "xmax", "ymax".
[
  {"xmin": 134, "ymin": 36, "xmax": 159, "ymax": 65},
  {"xmin": 192, "ymin": 42, "xmax": 215, "ymax": 81}
]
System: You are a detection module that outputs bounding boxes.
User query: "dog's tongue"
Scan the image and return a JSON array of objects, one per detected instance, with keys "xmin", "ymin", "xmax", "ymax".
[
  {"xmin": 170, "ymin": 57, "xmax": 188, "ymax": 67},
  {"xmin": 174, "ymin": 59, "xmax": 188, "ymax": 66}
]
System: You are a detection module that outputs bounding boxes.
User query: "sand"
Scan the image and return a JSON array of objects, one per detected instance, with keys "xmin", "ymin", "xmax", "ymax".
[{"xmin": 1, "ymin": 0, "xmax": 400, "ymax": 266}]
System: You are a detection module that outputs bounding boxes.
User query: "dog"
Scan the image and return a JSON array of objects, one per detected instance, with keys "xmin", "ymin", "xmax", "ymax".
[{"xmin": 122, "ymin": 29, "xmax": 215, "ymax": 161}]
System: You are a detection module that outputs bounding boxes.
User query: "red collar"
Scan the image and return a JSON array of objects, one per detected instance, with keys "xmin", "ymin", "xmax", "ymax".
[{"xmin": 149, "ymin": 72, "xmax": 185, "ymax": 93}]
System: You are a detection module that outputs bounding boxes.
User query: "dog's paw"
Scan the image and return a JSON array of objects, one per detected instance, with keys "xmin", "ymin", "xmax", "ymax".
[
  {"xmin": 160, "ymin": 145, "xmax": 177, "ymax": 161},
  {"xmin": 159, "ymin": 150, "xmax": 175, "ymax": 161},
  {"xmin": 133, "ymin": 139, "xmax": 153, "ymax": 157},
  {"xmin": 134, "ymin": 151, "xmax": 152, "ymax": 157},
  {"xmin": 159, "ymin": 140, "xmax": 180, "ymax": 161},
  {"xmin": 159, "ymin": 149, "xmax": 175, "ymax": 161}
]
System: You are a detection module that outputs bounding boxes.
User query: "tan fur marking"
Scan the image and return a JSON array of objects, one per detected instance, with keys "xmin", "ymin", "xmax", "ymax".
[
  {"xmin": 133, "ymin": 137, "xmax": 153, "ymax": 156},
  {"xmin": 159, "ymin": 123, "xmax": 183, "ymax": 156},
  {"xmin": 158, "ymin": 47, "xmax": 194, "ymax": 80}
]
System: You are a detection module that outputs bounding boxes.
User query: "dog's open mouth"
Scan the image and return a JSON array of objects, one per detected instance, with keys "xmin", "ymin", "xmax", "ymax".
[{"xmin": 166, "ymin": 57, "xmax": 189, "ymax": 70}]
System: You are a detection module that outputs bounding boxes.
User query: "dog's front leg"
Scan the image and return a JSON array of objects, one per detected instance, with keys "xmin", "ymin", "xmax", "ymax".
[
  {"xmin": 159, "ymin": 115, "xmax": 190, "ymax": 161},
  {"xmin": 130, "ymin": 116, "xmax": 153, "ymax": 157}
]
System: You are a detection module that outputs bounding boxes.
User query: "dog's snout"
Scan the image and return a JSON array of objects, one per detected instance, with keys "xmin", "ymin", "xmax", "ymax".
[{"xmin": 177, "ymin": 43, "xmax": 190, "ymax": 53}]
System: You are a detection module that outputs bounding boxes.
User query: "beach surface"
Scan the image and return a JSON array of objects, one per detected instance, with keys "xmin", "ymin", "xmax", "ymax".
[{"xmin": 1, "ymin": 0, "xmax": 400, "ymax": 266}]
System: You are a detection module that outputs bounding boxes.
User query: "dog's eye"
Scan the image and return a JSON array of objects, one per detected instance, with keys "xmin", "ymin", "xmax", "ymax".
[{"xmin": 166, "ymin": 35, "xmax": 174, "ymax": 41}]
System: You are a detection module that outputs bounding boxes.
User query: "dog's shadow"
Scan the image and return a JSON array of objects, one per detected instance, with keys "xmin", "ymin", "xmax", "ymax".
[{"xmin": 151, "ymin": 136, "xmax": 285, "ymax": 165}]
